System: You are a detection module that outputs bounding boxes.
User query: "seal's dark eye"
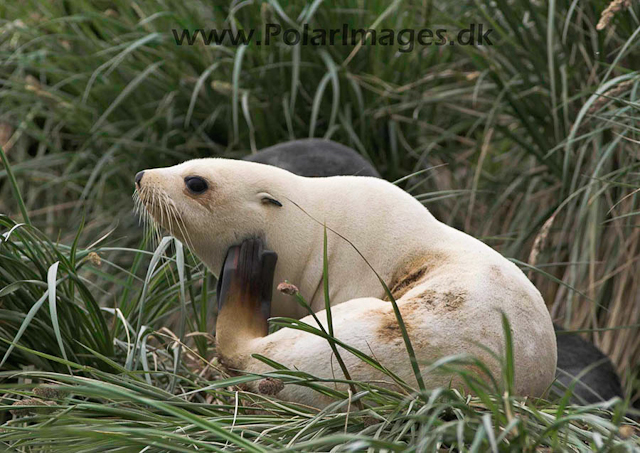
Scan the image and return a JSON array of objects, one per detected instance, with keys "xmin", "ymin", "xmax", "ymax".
[{"xmin": 185, "ymin": 176, "xmax": 208, "ymax": 194}]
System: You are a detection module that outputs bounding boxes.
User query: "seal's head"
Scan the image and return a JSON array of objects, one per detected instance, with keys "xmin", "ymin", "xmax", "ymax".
[{"xmin": 134, "ymin": 158, "xmax": 289, "ymax": 272}]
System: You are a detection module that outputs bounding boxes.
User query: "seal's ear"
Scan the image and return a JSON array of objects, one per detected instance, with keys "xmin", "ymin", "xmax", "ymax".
[{"xmin": 258, "ymin": 192, "xmax": 283, "ymax": 207}]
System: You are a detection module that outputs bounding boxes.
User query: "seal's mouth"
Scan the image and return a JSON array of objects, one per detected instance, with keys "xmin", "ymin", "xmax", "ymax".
[{"xmin": 133, "ymin": 186, "xmax": 192, "ymax": 247}]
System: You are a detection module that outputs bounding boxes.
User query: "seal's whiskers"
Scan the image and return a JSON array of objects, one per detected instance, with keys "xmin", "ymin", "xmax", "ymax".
[{"xmin": 135, "ymin": 186, "xmax": 194, "ymax": 251}]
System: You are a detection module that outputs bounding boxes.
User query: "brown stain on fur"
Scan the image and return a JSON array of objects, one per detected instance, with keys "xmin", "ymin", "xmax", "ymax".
[
  {"xmin": 439, "ymin": 290, "xmax": 467, "ymax": 311},
  {"xmin": 385, "ymin": 252, "xmax": 447, "ymax": 300},
  {"xmin": 377, "ymin": 288, "xmax": 468, "ymax": 343},
  {"xmin": 377, "ymin": 309, "xmax": 411, "ymax": 340}
]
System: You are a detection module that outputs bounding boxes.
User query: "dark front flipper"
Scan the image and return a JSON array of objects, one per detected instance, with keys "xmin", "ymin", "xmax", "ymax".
[{"xmin": 216, "ymin": 238, "xmax": 278, "ymax": 330}]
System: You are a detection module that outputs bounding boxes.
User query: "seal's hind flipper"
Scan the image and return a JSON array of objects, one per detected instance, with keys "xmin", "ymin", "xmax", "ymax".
[{"xmin": 216, "ymin": 238, "xmax": 277, "ymax": 323}]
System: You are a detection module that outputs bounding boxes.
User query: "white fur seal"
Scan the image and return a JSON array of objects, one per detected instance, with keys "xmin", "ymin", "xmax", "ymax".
[
  {"xmin": 246, "ymin": 139, "xmax": 622, "ymax": 405},
  {"xmin": 135, "ymin": 158, "xmax": 557, "ymax": 407}
]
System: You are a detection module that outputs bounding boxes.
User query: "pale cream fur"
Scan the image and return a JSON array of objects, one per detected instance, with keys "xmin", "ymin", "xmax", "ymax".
[{"xmin": 138, "ymin": 158, "xmax": 557, "ymax": 407}]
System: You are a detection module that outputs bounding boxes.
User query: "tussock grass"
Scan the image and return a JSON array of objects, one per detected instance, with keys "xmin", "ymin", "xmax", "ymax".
[
  {"xmin": 0, "ymin": 0, "xmax": 639, "ymax": 450},
  {"xmin": 0, "ymin": 224, "xmax": 637, "ymax": 450}
]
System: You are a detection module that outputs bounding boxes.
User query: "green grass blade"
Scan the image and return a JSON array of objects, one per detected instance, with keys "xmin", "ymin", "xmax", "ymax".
[
  {"xmin": 47, "ymin": 261, "xmax": 72, "ymax": 374},
  {"xmin": 0, "ymin": 144, "xmax": 31, "ymax": 225}
]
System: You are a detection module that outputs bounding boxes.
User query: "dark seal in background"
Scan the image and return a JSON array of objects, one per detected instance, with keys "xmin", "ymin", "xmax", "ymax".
[{"xmin": 244, "ymin": 138, "xmax": 380, "ymax": 178}]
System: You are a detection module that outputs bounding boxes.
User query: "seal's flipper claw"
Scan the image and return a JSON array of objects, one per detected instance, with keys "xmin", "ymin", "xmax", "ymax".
[
  {"xmin": 216, "ymin": 244, "xmax": 241, "ymax": 312},
  {"xmin": 259, "ymin": 249, "xmax": 277, "ymax": 320},
  {"xmin": 216, "ymin": 238, "xmax": 277, "ymax": 320}
]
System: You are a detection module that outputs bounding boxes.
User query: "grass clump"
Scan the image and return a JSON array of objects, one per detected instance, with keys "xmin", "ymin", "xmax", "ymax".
[{"xmin": 0, "ymin": 225, "xmax": 637, "ymax": 450}]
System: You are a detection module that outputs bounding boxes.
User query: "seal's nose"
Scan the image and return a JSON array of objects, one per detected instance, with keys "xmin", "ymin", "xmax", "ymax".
[{"xmin": 135, "ymin": 171, "xmax": 145, "ymax": 186}]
